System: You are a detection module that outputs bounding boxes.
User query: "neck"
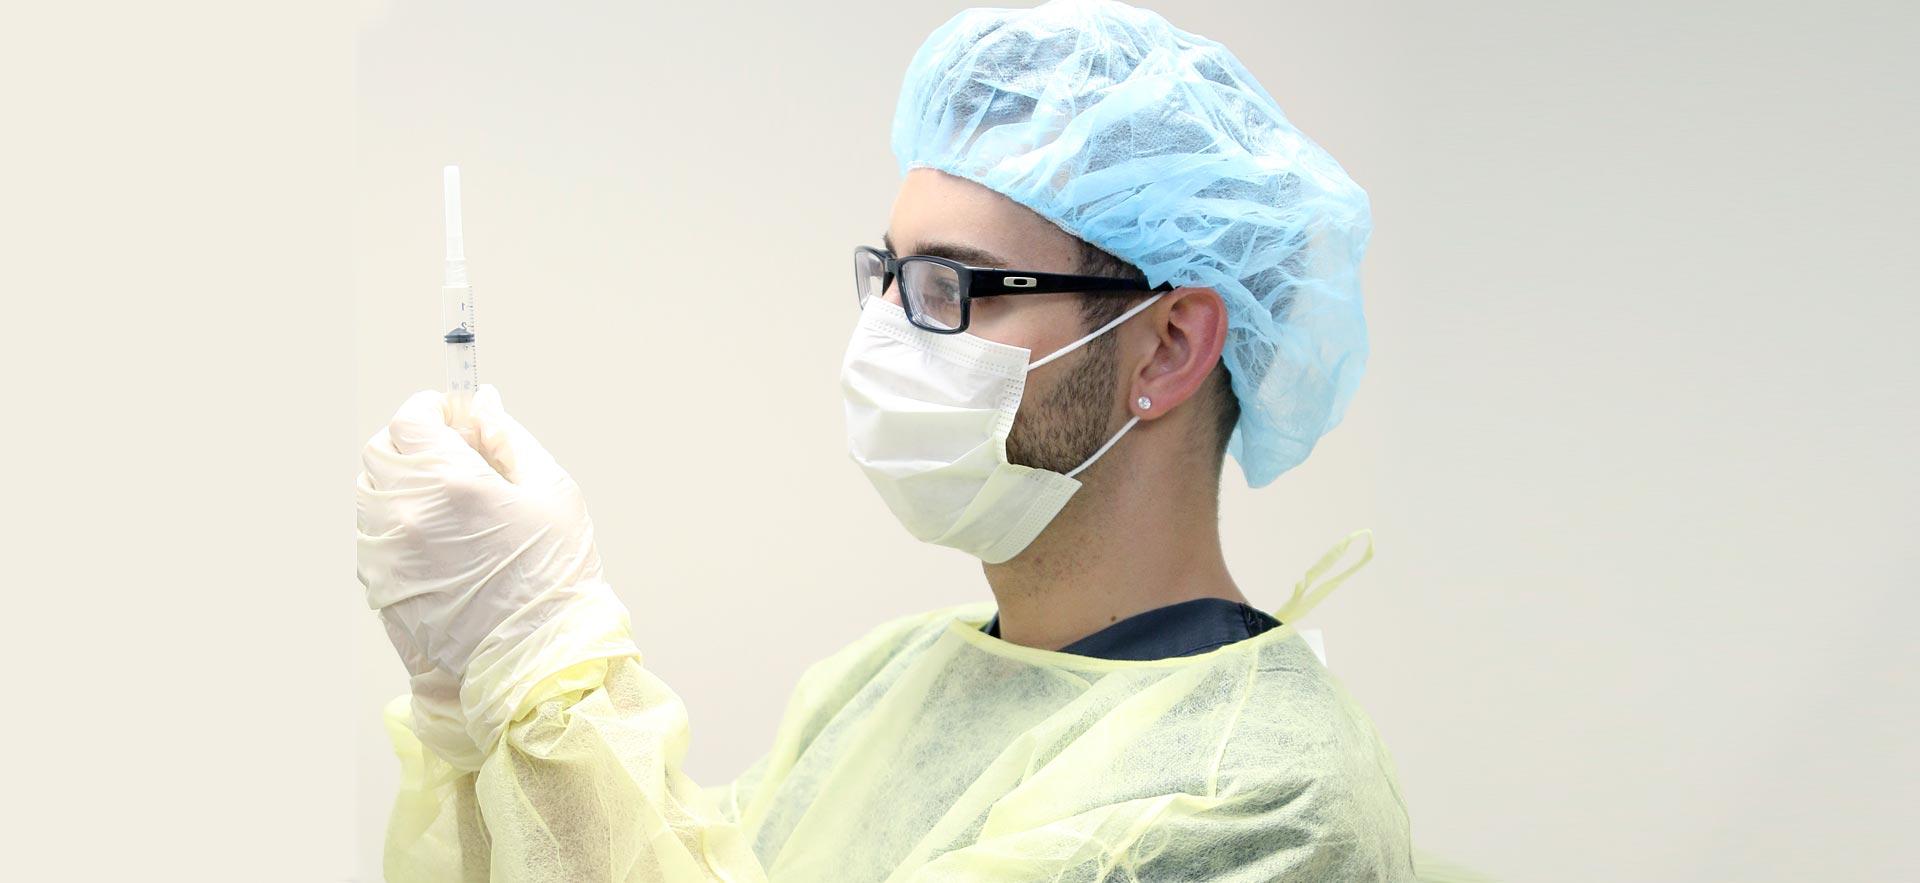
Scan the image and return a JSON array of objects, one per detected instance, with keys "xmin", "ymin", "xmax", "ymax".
[{"xmin": 982, "ymin": 445, "xmax": 1239, "ymax": 650}]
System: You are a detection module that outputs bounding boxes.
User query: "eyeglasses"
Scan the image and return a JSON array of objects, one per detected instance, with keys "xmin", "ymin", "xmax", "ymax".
[{"xmin": 853, "ymin": 245, "xmax": 1170, "ymax": 335}]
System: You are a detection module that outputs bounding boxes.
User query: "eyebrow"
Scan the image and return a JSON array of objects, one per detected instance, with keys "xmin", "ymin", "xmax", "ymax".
[{"xmin": 882, "ymin": 231, "xmax": 1009, "ymax": 269}]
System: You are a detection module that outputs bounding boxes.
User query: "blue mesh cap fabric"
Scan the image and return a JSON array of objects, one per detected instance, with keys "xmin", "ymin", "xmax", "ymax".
[{"xmin": 891, "ymin": 0, "xmax": 1372, "ymax": 487}]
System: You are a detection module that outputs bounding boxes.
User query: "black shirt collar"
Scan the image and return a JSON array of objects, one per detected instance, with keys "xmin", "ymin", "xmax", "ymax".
[{"xmin": 981, "ymin": 597, "xmax": 1281, "ymax": 661}]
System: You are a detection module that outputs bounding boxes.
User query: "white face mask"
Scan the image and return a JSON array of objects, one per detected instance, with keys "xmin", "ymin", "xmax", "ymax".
[{"xmin": 839, "ymin": 293, "xmax": 1165, "ymax": 563}]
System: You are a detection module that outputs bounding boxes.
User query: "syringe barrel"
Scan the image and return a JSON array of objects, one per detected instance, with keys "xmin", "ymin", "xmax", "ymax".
[
  {"xmin": 445, "ymin": 338, "xmax": 479, "ymax": 396},
  {"xmin": 442, "ymin": 283, "xmax": 475, "ymax": 339},
  {"xmin": 441, "ymin": 166, "xmax": 477, "ymax": 408},
  {"xmin": 443, "ymin": 281, "xmax": 477, "ymax": 397}
]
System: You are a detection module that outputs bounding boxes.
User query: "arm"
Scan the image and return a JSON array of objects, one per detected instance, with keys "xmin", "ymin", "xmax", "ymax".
[
  {"xmin": 360, "ymin": 386, "xmax": 770, "ymax": 882},
  {"xmin": 478, "ymin": 657, "xmax": 764, "ymax": 881},
  {"xmin": 382, "ymin": 694, "xmax": 488, "ymax": 883},
  {"xmin": 379, "ymin": 654, "xmax": 774, "ymax": 883},
  {"xmin": 380, "ymin": 656, "xmax": 768, "ymax": 883}
]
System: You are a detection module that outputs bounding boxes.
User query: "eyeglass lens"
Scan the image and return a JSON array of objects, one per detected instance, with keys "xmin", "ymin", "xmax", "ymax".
[
  {"xmin": 899, "ymin": 259, "xmax": 964, "ymax": 331},
  {"xmin": 854, "ymin": 249, "xmax": 888, "ymax": 306}
]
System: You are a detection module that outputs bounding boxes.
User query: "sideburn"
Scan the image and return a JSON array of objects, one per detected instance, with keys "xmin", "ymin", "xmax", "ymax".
[{"xmin": 1004, "ymin": 332, "xmax": 1122, "ymax": 474}]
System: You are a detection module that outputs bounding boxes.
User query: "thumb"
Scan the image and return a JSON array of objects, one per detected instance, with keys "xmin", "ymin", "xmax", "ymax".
[
  {"xmin": 467, "ymin": 384, "xmax": 568, "ymax": 486},
  {"xmin": 384, "ymin": 389, "xmax": 494, "ymax": 477}
]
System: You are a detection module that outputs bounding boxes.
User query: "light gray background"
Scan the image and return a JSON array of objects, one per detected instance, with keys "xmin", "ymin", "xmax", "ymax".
[{"xmin": 6, "ymin": 1, "xmax": 1907, "ymax": 881}]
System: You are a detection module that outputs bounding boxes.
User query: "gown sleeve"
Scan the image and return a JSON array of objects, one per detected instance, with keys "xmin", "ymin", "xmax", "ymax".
[
  {"xmin": 380, "ymin": 654, "xmax": 771, "ymax": 883},
  {"xmin": 377, "ymin": 606, "xmax": 955, "ymax": 883}
]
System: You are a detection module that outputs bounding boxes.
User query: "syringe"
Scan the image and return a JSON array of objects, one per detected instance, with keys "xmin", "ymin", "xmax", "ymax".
[{"xmin": 442, "ymin": 165, "xmax": 479, "ymax": 425}]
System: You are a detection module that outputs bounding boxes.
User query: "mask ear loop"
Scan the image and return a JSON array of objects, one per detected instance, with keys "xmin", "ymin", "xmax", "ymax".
[
  {"xmin": 1064, "ymin": 415, "xmax": 1141, "ymax": 479},
  {"xmin": 1027, "ymin": 292, "xmax": 1167, "ymax": 371},
  {"xmin": 1034, "ymin": 291, "xmax": 1166, "ymax": 479}
]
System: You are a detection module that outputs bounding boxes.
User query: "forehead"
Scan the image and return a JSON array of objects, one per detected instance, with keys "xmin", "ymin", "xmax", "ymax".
[{"xmin": 884, "ymin": 168, "xmax": 1082, "ymax": 272}]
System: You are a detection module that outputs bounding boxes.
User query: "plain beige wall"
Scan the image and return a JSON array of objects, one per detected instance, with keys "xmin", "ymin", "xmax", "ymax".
[
  {"xmin": 12, "ymin": 1, "xmax": 1906, "ymax": 881},
  {"xmin": 348, "ymin": 1, "xmax": 1918, "ymax": 880}
]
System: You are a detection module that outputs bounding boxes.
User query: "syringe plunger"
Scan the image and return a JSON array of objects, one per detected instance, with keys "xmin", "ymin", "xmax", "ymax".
[{"xmin": 442, "ymin": 164, "xmax": 478, "ymax": 401}]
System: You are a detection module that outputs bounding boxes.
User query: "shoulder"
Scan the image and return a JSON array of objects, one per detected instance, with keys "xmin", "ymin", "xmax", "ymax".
[
  {"xmin": 1237, "ymin": 632, "xmax": 1390, "ymax": 747},
  {"xmin": 1084, "ymin": 634, "xmax": 1417, "ymax": 878},
  {"xmin": 1218, "ymin": 634, "xmax": 1415, "ymax": 850},
  {"xmin": 779, "ymin": 602, "xmax": 992, "ymax": 738},
  {"xmin": 801, "ymin": 602, "xmax": 989, "ymax": 686}
]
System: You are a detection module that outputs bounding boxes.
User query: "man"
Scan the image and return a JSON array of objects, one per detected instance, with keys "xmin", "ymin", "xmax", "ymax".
[{"xmin": 359, "ymin": 1, "xmax": 1442, "ymax": 880}]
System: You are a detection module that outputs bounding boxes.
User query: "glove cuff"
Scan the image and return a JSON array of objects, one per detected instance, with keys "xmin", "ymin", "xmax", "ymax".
[
  {"xmin": 393, "ymin": 667, "xmax": 490, "ymax": 772},
  {"xmin": 458, "ymin": 577, "xmax": 641, "ymax": 757}
]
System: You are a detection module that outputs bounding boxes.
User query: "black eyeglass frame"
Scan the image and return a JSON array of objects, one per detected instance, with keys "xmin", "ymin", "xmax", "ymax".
[{"xmin": 854, "ymin": 245, "xmax": 1172, "ymax": 335}]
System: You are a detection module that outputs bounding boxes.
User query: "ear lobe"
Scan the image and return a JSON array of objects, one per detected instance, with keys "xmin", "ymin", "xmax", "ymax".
[{"xmin": 1132, "ymin": 287, "xmax": 1230, "ymax": 419}]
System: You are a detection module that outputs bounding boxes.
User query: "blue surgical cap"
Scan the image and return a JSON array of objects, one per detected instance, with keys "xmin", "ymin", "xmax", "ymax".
[{"xmin": 892, "ymin": 0, "xmax": 1372, "ymax": 487}]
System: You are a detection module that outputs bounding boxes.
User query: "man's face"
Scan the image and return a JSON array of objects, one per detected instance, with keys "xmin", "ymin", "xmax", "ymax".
[{"xmin": 880, "ymin": 169, "xmax": 1128, "ymax": 474}]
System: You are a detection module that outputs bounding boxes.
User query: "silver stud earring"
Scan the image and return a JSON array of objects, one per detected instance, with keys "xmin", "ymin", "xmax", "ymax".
[{"xmin": 1136, "ymin": 395, "xmax": 1152, "ymax": 411}]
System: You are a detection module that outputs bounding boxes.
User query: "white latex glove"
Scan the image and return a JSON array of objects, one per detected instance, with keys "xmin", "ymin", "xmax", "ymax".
[{"xmin": 357, "ymin": 384, "xmax": 638, "ymax": 768}]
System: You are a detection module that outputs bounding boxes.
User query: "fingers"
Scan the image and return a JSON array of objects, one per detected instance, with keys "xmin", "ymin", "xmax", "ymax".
[
  {"xmin": 354, "ymin": 467, "xmax": 418, "ymax": 541},
  {"xmin": 387, "ymin": 390, "xmax": 468, "ymax": 457},
  {"xmin": 466, "ymin": 383, "xmax": 569, "ymax": 487},
  {"xmin": 361, "ymin": 390, "xmax": 498, "ymax": 491},
  {"xmin": 463, "ymin": 384, "xmax": 516, "ymax": 478},
  {"xmin": 469, "ymin": 383, "xmax": 503, "ymax": 420}
]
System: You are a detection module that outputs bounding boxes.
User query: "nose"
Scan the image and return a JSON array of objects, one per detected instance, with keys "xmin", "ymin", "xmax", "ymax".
[
  {"xmin": 858, "ymin": 267, "xmax": 904, "ymax": 310},
  {"xmin": 860, "ymin": 274, "xmax": 903, "ymax": 308}
]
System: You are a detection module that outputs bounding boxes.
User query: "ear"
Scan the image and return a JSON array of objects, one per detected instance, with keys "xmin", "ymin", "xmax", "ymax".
[{"xmin": 1126, "ymin": 287, "xmax": 1228, "ymax": 421}]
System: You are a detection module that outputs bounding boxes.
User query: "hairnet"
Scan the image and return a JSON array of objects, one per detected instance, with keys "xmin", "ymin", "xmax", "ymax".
[{"xmin": 891, "ymin": 0, "xmax": 1372, "ymax": 487}]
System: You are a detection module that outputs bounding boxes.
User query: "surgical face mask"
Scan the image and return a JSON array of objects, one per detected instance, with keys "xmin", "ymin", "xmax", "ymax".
[{"xmin": 840, "ymin": 293, "xmax": 1165, "ymax": 564}]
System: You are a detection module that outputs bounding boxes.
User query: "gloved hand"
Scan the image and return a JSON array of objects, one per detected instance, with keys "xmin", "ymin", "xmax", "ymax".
[{"xmin": 357, "ymin": 384, "xmax": 639, "ymax": 768}]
